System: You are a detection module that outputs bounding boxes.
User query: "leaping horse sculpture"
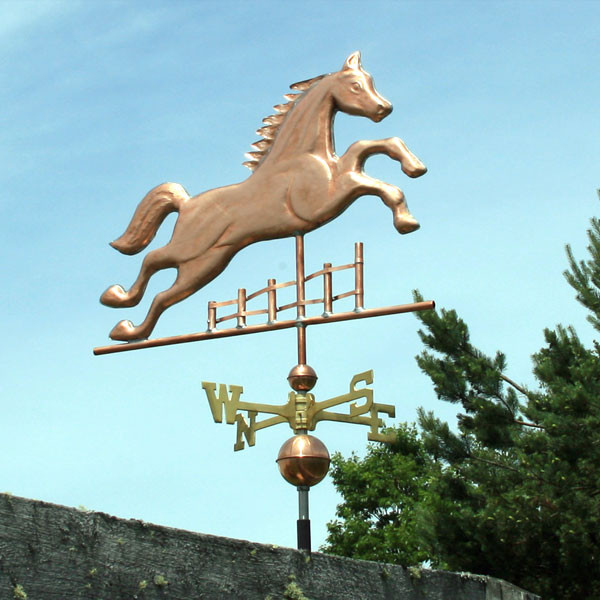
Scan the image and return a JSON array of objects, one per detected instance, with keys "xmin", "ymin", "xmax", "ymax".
[{"xmin": 101, "ymin": 52, "xmax": 427, "ymax": 341}]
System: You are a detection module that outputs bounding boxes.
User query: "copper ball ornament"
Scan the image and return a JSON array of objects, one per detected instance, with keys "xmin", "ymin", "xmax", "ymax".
[
  {"xmin": 287, "ymin": 364, "xmax": 318, "ymax": 392},
  {"xmin": 276, "ymin": 434, "xmax": 330, "ymax": 487}
]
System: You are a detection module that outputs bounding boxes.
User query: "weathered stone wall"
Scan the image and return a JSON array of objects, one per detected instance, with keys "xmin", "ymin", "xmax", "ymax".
[{"xmin": 0, "ymin": 494, "xmax": 539, "ymax": 599}]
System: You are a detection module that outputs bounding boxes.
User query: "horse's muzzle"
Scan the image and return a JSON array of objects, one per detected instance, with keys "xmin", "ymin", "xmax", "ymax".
[{"xmin": 372, "ymin": 101, "xmax": 393, "ymax": 122}]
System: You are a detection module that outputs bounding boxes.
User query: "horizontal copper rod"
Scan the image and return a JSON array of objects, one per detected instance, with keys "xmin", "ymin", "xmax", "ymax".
[
  {"xmin": 332, "ymin": 290, "xmax": 356, "ymax": 302},
  {"xmin": 305, "ymin": 262, "xmax": 354, "ymax": 282},
  {"xmin": 93, "ymin": 300, "xmax": 435, "ymax": 356},
  {"xmin": 246, "ymin": 278, "xmax": 296, "ymax": 302}
]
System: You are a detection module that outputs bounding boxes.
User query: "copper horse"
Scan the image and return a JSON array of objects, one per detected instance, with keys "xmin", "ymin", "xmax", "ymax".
[{"xmin": 101, "ymin": 52, "xmax": 427, "ymax": 341}]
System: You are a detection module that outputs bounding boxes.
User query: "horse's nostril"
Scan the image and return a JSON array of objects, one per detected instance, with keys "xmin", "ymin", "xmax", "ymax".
[
  {"xmin": 380, "ymin": 102, "xmax": 392, "ymax": 115},
  {"xmin": 374, "ymin": 102, "xmax": 392, "ymax": 121}
]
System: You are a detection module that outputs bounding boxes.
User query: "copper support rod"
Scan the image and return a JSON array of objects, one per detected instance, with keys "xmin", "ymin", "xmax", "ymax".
[
  {"xmin": 237, "ymin": 288, "xmax": 247, "ymax": 328},
  {"xmin": 296, "ymin": 235, "xmax": 306, "ymax": 319},
  {"xmin": 93, "ymin": 300, "xmax": 435, "ymax": 355},
  {"xmin": 297, "ymin": 327, "xmax": 307, "ymax": 365},
  {"xmin": 323, "ymin": 263, "xmax": 332, "ymax": 314},
  {"xmin": 295, "ymin": 234, "xmax": 307, "ymax": 365},
  {"xmin": 355, "ymin": 242, "xmax": 364, "ymax": 310},
  {"xmin": 267, "ymin": 278, "xmax": 277, "ymax": 323},
  {"xmin": 208, "ymin": 301, "xmax": 217, "ymax": 330}
]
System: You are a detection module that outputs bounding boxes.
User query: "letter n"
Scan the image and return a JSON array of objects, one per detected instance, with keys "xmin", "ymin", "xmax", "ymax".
[{"xmin": 234, "ymin": 412, "xmax": 256, "ymax": 451}]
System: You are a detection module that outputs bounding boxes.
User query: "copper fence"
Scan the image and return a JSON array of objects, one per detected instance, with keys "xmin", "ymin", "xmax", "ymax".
[{"xmin": 207, "ymin": 242, "xmax": 364, "ymax": 331}]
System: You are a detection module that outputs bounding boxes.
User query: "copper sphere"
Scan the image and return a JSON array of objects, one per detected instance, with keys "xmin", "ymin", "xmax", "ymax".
[
  {"xmin": 287, "ymin": 364, "xmax": 318, "ymax": 392},
  {"xmin": 276, "ymin": 434, "xmax": 330, "ymax": 487}
]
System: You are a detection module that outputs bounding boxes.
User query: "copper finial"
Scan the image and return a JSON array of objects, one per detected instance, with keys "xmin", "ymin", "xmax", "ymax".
[
  {"xmin": 276, "ymin": 434, "xmax": 330, "ymax": 487},
  {"xmin": 287, "ymin": 364, "xmax": 318, "ymax": 392}
]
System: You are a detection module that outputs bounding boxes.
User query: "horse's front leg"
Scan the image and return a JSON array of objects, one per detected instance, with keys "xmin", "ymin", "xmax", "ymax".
[
  {"xmin": 339, "ymin": 138, "xmax": 427, "ymax": 178},
  {"xmin": 337, "ymin": 172, "xmax": 420, "ymax": 234}
]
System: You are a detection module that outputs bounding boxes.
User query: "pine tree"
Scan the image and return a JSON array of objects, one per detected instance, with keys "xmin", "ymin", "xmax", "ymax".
[{"xmin": 323, "ymin": 192, "xmax": 600, "ymax": 600}]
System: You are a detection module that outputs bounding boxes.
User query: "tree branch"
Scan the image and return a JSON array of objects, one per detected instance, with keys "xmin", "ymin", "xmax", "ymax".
[
  {"xmin": 500, "ymin": 373, "xmax": 531, "ymax": 398},
  {"xmin": 513, "ymin": 419, "xmax": 545, "ymax": 430},
  {"xmin": 468, "ymin": 455, "xmax": 547, "ymax": 484}
]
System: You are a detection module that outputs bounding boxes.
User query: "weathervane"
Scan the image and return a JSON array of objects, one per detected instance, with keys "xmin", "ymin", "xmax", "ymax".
[{"xmin": 95, "ymin": 52, "xmax": 433, "ymax": 552}]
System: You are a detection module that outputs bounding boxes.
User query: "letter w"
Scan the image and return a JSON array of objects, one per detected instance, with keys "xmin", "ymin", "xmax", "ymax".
[{"xmin": 202, "ymin": 382, "xmax": 244, "ymax": 424}]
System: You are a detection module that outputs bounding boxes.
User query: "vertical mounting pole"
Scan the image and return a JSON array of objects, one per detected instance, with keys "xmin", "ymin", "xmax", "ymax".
[
  {"xmin": 297, "ymin": 484, "xmax": 311, "ymax": 552},
  {"xmin": 294, "ymin": 237, "xmax": 311, "ymax": 552},
  {"xmin": 295, "ymin": 234, "xmax": 307, "ymax": 365}
]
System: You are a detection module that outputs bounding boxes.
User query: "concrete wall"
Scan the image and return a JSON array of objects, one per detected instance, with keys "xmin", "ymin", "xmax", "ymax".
[{"xmin": 0, "ymin": 494, "xmax": 539, "ymax": 599}]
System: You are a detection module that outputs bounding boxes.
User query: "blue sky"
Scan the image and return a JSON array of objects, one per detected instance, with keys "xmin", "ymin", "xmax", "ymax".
[{"xmin": 1, "ymin": 0, "xmax": 599, "ymax": 550}]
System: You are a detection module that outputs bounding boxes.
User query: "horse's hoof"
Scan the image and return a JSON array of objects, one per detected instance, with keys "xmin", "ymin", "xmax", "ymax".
[
  {"xmin": 394, "ymin": 214, "xmax": 420, "ymax": 234},
  {"xmin": 109, "ymin": 320, "xmax": 139, "ymax": 341},
  {"xmin": 100, "ymin": 285, "xmax": 127, "ymax": 307},
  {"xmin": 402, "ymin": 163, "xmax": 427, "ymax": 179}
]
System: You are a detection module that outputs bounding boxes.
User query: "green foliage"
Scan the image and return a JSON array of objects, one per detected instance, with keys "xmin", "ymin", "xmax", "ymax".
[
  {"xmin": 325, "ymin": 424, "xmax": 436, "ymax": 566},
  {"xmin": 153, "ymin": 574, "xmax": 169, "ymax": 587},
  {"xmin": 12, "ymin": 585, "xmax": 27, "ymax": 600},
  {"xmin": 323, "ymin": 192, "xmax": 600, "ymax": 600},
  {"xmin": 283, "ymin": 575, "xmax": 309, "ymax": 600}
]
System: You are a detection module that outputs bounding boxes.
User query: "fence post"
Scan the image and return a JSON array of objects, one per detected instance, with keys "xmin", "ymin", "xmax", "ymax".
[
  {"xmin": 355, "ymin": 242, "xmax": 364, "ymax": 311},
  {"xmin": 268, "ymin": 279, "xmax": 277, "ymax": 323},
  {"xmin": 237, "ymin": 288, "xmax": 247, "ymax": 328},
  {"xmin": 208, "ymin": 301, "xmax": 217, "ymax": 330},
  {"xmin": 323, "ymin": 263, "xmax": 333, "ymax": 315}
]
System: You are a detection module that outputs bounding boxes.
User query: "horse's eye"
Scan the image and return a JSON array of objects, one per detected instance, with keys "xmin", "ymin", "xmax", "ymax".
[{"xmin": 351, "ymin": 81, "xmax": 363, "ymax": 93}]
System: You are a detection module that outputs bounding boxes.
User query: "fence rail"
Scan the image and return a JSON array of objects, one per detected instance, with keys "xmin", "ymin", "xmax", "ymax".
[{"xmin": 207, "ymin": 243, "xmax": 364, "ymax": 331}]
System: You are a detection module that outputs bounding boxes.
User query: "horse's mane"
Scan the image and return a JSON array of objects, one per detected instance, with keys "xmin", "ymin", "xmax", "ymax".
[{"xmin": 243, "ymin": 74, "xmax": 326, "ymax": 171}]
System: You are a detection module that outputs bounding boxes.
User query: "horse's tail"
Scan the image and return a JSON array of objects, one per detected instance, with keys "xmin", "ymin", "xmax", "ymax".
[{"xmin": 110, "ymin": 183, "xmax": 190, "ymax": 255}]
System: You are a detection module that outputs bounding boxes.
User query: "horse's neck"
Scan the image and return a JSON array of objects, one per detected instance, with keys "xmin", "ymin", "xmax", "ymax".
[{"xmin": 265, "ymin": 83, "xmax": 336, "ymax": 164}]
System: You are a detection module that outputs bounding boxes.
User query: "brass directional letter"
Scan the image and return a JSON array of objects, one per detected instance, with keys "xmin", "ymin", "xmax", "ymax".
[
  {"xmin": 202, "ymin": 382, "xmax": 244, "ymax": 424},
  {"xmin": 348, "ymin": 370, "xmax": 374, "ymax": 416},
  {"xmin": 367, "ymin": 402, "xmax": 396, "ymax": 443},
  {"xmin": 234, "ymin": 412, "xmax": 257, "ymax": 451}
]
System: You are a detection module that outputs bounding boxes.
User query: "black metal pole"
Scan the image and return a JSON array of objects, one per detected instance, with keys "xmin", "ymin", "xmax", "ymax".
[{"xmin": 297, "ymin": 485, "xmax": 311, "ymax": 552}]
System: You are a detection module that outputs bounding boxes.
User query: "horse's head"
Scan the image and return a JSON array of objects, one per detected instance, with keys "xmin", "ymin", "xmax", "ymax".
[{"xmin": 331, "ymin": 51, "xmax": 392, "ymax": 122}]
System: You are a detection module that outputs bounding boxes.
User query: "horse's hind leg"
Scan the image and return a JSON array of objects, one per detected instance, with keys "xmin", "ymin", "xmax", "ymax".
[
  {"xmin": 109, "ymin": 246, "xmax": 235, "ymax": 341},
  {"xmin": 109, "ymin": 273, "xmax": 197, "ymax": 341},
  {"xmin": 101, "ymin": 247, "xmax": 174, "ymax": 308}
]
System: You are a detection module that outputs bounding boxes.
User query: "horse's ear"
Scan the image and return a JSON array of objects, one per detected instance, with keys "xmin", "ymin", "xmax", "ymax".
[{"xmin": 343, "ymin": 51, "xmax": 362, "ymax": 71}]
